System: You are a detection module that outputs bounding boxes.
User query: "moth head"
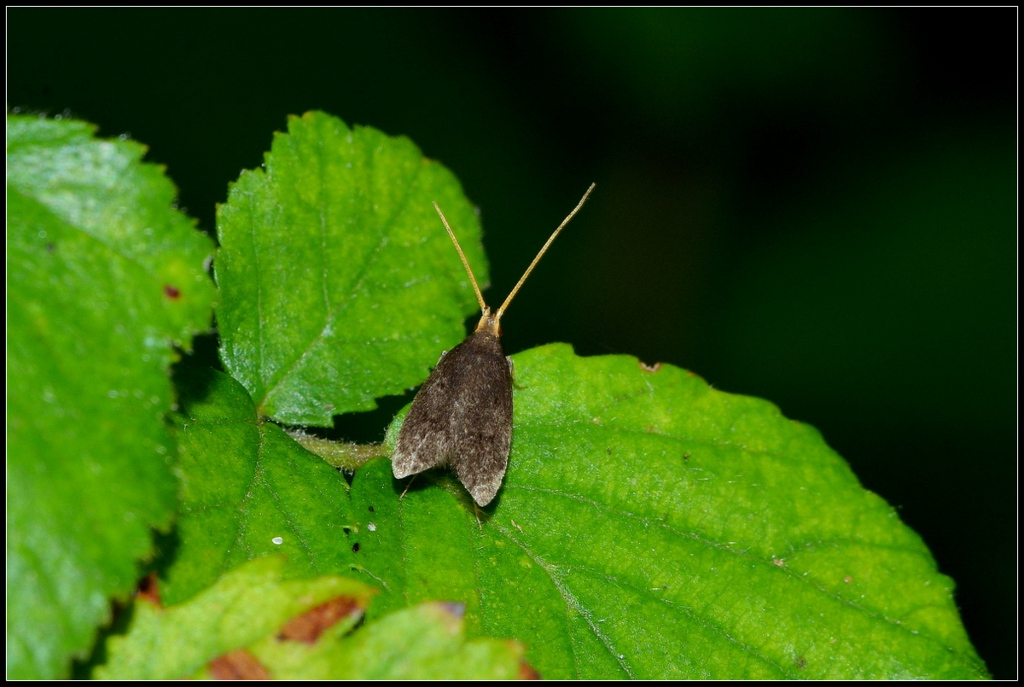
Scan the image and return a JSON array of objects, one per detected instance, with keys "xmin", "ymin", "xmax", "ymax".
[{"xmin": 474, "ymin": 307, "xmax": 502, "ymax": 337}]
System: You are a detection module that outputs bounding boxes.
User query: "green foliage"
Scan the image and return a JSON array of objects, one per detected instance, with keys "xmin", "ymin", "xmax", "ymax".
[
  {"xmin": 164, "ymin": 365, "xmax": 354, "ymax": 605},
  {"xmin": 99, "ymin": 557, "xmax": 520, "ymax": 680},
  {"xmin": 7, "ymin": 115, "xmax": 215, "ymax": 679},
  {"xmin": 248, "ymin": 601, "xmax": 523, "ymax": 680},
  {"xmin": 215, "ymin": 111, "xmax": 487, "ymax": 425},
  {"xmin": 6, "ymin": 111, "xmax": 989, "ymax": 679},
  {"xmin": 168, "ymin": 344, "xmax": 986, "ymax": 678},
  {"xmin": 96, "ymin": 557, "xmax": 374, "ymax": 679}
]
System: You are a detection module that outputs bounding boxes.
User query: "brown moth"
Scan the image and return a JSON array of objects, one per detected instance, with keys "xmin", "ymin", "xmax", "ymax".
[{"xmin": 392, "ymin": 184, "xmax": 596, "ymax": 506}]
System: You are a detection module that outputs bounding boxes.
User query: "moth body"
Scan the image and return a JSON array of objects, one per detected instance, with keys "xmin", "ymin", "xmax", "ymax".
[{"xmin": 392, "ymin": 318, "xmax": 512, "ymax": 507}]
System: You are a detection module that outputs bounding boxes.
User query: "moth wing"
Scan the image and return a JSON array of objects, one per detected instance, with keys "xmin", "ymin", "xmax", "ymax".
[
  {"xmin": 391, "ymin": 344, "xmax": 467, "ymax": 479},
  {"xmin": 447, "ymin": 345, "xmax": 513, "ymax": 507},
  {"xmin": 392, "ymin": 331, "xmax": 513, "ymax": 507}
]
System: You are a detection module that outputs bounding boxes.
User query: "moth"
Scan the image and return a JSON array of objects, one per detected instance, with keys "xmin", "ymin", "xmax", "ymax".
[{"xmin": 392, "ymin": 184, "xmax": 596, "ymax": 506}]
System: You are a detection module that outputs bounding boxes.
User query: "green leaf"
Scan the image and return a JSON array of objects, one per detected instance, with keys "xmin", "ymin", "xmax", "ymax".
[
  {"xmin": 248, "ymin": 599, "xmax": 523, "ymax": 680},
  {"xmin": 98, "ymin": 557, "xmax": 521, "ymax": 680},
  {"xmin": 161, "ymin": 366, "xmax": 355, "ymax": 605},
  {"xmin": 215, "ymin": 111, "xmax": 487, "ymax": 426},
  {"xmin": 97, "ymin": 557, "xmax": 375, "ymax": 679},
  {"xmin": 6, "ymin": 115, "xmax": 216, "ymax": 679},
  {"xmin": 360, "ymin": 344, "xmax": 987, "ymax": 679},
  {"xmin": 163, "ymin": 351, "xmax": 984, "ymax": 678}
]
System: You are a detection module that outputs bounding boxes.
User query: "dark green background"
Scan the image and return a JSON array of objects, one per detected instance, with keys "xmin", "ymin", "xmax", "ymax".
[{"xmin": 9, "ymin": 8, "xmax": 1014, "ymax": 678}]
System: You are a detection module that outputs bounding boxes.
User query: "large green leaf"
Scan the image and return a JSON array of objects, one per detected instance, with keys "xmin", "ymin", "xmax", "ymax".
[
  {"xmin": 162, "ymin": 348, "xmax": 984, "ymax": 679},
  {"xmin": 368, "ymin": 344, "xmax": 986, "ymax": 679},
  {"xmin": 215, "ymin": 111, "xmax": 487, "ymax": 426},
  {"xmin": 6, "ymin": 115, "xmax": 216, "ymax": 679}
]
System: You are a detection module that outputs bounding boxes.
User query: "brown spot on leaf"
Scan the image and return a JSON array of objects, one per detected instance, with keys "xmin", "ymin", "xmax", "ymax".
[
  {"xmin": 163, "ymin": 284, "xmax": 181, "ymax": 300},
  {"xmin": 278, "ymin": 596, "xmax": 363, "ymax": 644},
  {"xmin": 209, "ymin": 649, "xmax": 270, "ymax": 679},
  {"xmin": 772, "ymin": 558, "xmax": 785, "ymax": 567},
  {"xmin": 639, "ymin": 361, "xmax": 662, "ymax": 373},
  {"xmin": 843, "ymin": 575, "xmax": 853, "ymax": 583},
  {"xmin": 518, "ymin": 660, "xmax": 541, "ymax": 679},
  {"xmin": 795, "ymin": 655, "xmax": 806, "ymax": 669},
  {"xmin": 135, "ymin": 572, "xmax": 161, "ymax": 606}
]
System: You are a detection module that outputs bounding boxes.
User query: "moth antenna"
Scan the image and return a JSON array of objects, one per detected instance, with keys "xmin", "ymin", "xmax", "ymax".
[
  {"xmin": 494, "ymin": 183, "xmax": 595, "ymax": 323},
  {"xmin": 433, "ymin": 201, "xmax": 489, "ymax": 315}
]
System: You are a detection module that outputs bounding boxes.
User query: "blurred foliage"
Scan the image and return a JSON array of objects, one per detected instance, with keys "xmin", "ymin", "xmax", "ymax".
[
  {"xmin": 8, "ymin": 7, "xmax": 1014, "ymax": 678},
  {"xmin": 7, "ymin": 115, "xmax": 215, "ymax": 679},
  {"xmin": 98, "ymin": 557, "xmax": 523, "ymax": 680}
]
